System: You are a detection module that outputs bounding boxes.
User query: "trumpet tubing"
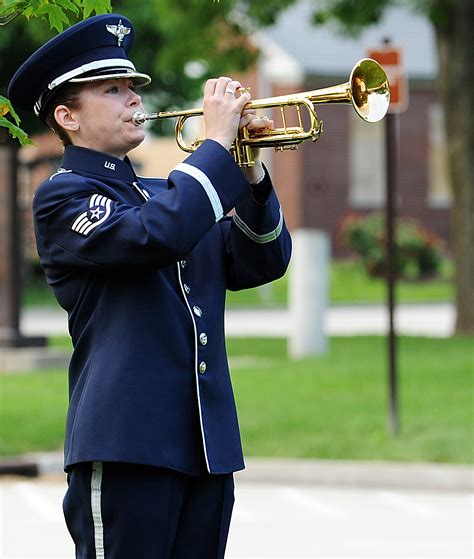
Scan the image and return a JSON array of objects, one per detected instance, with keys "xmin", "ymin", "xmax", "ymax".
[{"xmin": 132, "ymin": 58, "xmax": 389, "ymax": 167}]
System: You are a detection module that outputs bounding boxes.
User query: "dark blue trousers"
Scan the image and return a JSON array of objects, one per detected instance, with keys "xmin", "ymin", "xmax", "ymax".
[{"xmin": 63, "ymin": 461, "xmax": 235, "ymax": 558}]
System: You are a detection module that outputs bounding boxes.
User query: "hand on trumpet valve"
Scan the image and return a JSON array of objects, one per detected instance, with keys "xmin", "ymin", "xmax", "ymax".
[{"xmin": 203, "ymin": 76, "xmax": 251, "ymax": 151}]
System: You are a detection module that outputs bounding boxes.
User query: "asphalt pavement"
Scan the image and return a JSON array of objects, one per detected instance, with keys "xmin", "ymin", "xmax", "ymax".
[{"xmin": 1, "ymin": 475, "xmax": 472, "ymax": 558}]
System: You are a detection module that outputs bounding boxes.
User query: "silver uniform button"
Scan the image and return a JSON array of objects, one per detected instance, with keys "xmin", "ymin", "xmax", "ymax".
[
  {"xmin": 183, "ymin": 283, "xmax": 190, "ymax": 294},
  {"xmin": 199, "ymin": 361, "xmax": 207, "ymax": 374},
  {"xmin": 180, "ymin": 260, "xmax": 187, "ymax": 268},
  {"xmin": 193, "ymin": 305, "xmax": 202, "ymax": 317},
  {"xmin": 199, "ymin": 332, "xmax": 208, "ymax": 345}
]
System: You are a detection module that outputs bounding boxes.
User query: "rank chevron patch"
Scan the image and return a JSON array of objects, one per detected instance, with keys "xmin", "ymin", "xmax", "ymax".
[{"xmin": 71, "ymin": 194, "xmax": 113, "ymax": 236}]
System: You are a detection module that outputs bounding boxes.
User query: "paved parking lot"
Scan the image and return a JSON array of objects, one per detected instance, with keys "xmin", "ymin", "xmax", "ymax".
[{"xmin": 1, "ymin": 476, "xmax": 472, "ymax": 558}]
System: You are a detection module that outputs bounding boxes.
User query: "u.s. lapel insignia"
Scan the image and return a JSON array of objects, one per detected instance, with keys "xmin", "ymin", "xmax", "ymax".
[{"xmin": 106, "ymin": 19, "xmax": 131, "ymax": 47}]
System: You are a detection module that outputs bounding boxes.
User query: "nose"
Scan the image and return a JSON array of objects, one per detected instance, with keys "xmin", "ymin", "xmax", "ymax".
[{"xmin": 129, "ymin": 88, "xmax": 142, "ymax": 107}]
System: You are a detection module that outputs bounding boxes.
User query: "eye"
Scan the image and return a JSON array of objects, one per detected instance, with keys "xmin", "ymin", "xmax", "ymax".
[
  {"xmin": 106, "ymin": 86, "xmax": 119, "ymax": 93},
  {"xmin": 128, "ymin": 84, "xmax": 136, "ymax": 92}
]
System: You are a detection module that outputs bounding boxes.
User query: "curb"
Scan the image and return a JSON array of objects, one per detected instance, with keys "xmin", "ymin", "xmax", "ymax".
[
  {"xmin": 239, "ymin": 458, "xmax": 474, "ymax": 492},
  {"xmin": 1, "ymin": 452, "xmax": 472, "ymax": 492},
  {"xmin": 0, "ymin": 452, "xmax": 63, "ymax": 478},
  {"xmin": 0, "ymin": 458, "xmax": 38, "ymax": 477}
]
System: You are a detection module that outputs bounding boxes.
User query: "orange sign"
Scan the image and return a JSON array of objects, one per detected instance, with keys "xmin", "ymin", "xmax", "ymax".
[{"xmin": 368, "ymin": 48, "xmax": 408, "ymax": 113}]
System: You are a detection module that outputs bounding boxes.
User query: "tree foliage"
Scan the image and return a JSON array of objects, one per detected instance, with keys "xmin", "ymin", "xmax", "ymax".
[
  {"xmin": 0, "ymin": 0, "xmax": 111, "ymax": 30},
  {"xmin": 308, "ymin": 0, "xmax": 455, "ymax": 32}
]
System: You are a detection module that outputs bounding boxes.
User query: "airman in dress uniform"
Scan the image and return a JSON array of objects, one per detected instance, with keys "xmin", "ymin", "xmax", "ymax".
[{"xmin": 8, "ymin": 13, "xmax": 291, "ymax": 559}]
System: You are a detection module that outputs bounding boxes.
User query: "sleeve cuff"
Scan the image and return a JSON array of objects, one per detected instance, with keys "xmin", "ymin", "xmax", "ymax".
[{"xmin": 250, "ymin": 164, "xmax": 273, "ymax": 205}]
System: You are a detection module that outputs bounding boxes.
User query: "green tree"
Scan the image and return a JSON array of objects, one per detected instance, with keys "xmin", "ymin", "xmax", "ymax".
[{"xmin": 308, "ymin": 0, "xmax": 473, "ymax": 335}]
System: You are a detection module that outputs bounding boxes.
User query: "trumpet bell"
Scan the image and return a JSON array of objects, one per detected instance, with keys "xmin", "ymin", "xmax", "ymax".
[{"xmin": 350, "ymin": 58, "xmax": 390, "ymax": 123}]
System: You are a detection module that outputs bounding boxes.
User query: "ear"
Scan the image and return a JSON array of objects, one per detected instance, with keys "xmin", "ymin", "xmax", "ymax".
[{"xmin": 54, "ymin": 104, "xmax": 80, "ymax": 131}]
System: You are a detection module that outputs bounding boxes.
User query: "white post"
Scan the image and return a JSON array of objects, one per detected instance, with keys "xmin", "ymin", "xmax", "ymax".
[{"xmin": 289, "ymin": 229, "xmax": 330, "ymax": 357}]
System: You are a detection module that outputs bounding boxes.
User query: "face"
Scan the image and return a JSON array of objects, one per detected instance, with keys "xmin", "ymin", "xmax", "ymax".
[{"xmin": 62, "ymin": 78, "xmax": 145, "ymax": 159}]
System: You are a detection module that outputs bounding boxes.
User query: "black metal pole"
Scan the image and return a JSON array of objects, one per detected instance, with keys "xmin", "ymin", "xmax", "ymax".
[
  {"xmin": 385, "ymin": 112, "xmax": 399, "ymax": 435},
  {"xmin": 8, "ymin": 141, "xmax": 21, "ymax": 335},
  {"xmin": 0, "ymin": 136, "xmax": 46, "ymax": 348}
]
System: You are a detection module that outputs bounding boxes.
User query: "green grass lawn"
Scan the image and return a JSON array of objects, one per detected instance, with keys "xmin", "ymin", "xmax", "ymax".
[
  {"xmin": 24, "ymin": 258, "xmax": 454, "ymax": 308},
  {"xmin": 1, "ymin": 335, "xmax": 472, "ymax": 463},
  {"xmin": 229, "ymin": 336, "xmax": 473, "ymax": 464}
]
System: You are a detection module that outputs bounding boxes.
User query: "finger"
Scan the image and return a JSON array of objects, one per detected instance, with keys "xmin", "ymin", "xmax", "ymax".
[
  {"xmin": 239, "ymin": 115, "xmax": 274, "ymax": 132},
  {"xmin": 204, "ymin": 78, "xmax": 218, "ymax": 97},
  {"xmin": 238, "ymin": 114, "xmax": 255, "ymax": 130},
  {"xmin": 223, "ymin": 80, "xmax": 243, "ymax": 98},
  {"xmin": 235, "ymin": 90, "xmax": 251, "ymax": 112},
  {"xmin": 248, "ymin": 116, "xmax": 274, "ymax": 130},
  {"xmin": 214, "ymin": 76, "xmax": 234, "ymax": 97}
]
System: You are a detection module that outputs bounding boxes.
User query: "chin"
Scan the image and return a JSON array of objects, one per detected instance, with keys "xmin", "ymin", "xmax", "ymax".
[
  {"xmin": 127, "ymin": 129, "xmax": 145, "ymax": 145},
  {"xmin": 132, "ymin": 134, "xmax": 145, "ymax": 149}
]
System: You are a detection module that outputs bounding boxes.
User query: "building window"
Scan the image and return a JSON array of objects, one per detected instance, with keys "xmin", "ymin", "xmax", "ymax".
[
  {"xmin": 427, "ymin": 103, "xmax": 451, "ymax": 208},
  {"xmin": 348, "ymin": 112, "xmax": 386, "ymax": 208}
]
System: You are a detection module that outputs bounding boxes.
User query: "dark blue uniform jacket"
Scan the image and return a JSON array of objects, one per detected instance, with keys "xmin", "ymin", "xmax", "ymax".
[{"xmin": 33, "ymin": 140, "xmax": 291, "ymax": 475}]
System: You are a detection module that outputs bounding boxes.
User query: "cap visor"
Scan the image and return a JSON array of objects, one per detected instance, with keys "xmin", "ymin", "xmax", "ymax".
[{"xmin": 69, "ymin": 71, "xmax": 151, "ymax": 87}]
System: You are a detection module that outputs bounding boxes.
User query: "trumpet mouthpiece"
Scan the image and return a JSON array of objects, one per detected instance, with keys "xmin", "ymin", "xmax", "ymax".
[{"xmin": 132, "ymin": 111, "xmax": 147, "ymax": 126}]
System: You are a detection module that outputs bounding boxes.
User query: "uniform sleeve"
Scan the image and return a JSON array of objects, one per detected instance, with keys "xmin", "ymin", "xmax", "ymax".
[
  {"xmin": 34, "ymin": 140, "xmax": 251, "ymax": 271},
  {"xmin": 219, "ymin": 170, "xmax": 292, "ymax": 290}
]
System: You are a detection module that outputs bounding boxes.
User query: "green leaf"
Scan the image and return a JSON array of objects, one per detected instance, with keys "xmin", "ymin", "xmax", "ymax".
[
  {"xmin": 0, "ymin": 116, "xmax": 33, "ymax": 145},
  {"xmin": 22, "ymin": 5, "xmax": 34, "ymax": 18},
  {"xmin": 53, "ymin": 0, "xmax": 79, "ymax": 15},
  {"xmin": 44, "ymin": 4, "xmax": 70, "ymax": 31},
  {"xmin": 0, "ymin": 96, "xmax": 32, "ymax": 145},
  {"xmin": 80, "ymin": 0, "xmax": 111, "ymax": 18},
  {"xmin": 0, "ymin": 95, "xmax": 21, "ymax": 125}
]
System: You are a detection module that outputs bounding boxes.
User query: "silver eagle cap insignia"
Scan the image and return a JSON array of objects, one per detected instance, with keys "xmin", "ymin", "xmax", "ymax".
[{"xmin": 106, "ymin": 19, "xmax": 131, "ymax": 47}]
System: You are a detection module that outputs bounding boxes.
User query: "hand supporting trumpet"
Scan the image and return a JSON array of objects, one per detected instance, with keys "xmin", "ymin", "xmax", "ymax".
[{"xmin": 203, "ymin": 76, "xmax": 274, "ymax": 184}]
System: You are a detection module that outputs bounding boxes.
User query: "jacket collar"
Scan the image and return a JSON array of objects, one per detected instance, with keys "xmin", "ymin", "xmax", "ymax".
[{"xmin": 62, "ymin": 145, "xmax": 136, "ymax": 182}]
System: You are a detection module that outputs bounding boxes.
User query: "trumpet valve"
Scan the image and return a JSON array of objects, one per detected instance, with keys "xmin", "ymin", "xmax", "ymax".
[{"xmin": 236, "ymin": 86, "xmax": 251, "ymax": 97}]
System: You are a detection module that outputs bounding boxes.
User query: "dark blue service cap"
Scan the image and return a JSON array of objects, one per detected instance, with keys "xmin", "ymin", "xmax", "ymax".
[{"xmin": 7, "ymin": 13, "xmax": 151, "ymax": 121}]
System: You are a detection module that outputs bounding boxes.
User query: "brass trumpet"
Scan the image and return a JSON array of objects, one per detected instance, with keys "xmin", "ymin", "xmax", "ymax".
[{"xmin": 132, "ymin": 58, "xmax": 389, "ymax": 167}]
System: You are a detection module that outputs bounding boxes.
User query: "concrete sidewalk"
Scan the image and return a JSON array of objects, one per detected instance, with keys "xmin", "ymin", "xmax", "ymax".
[
  {"xmin": 21, "ymin": 302, "xmax": 455, "ymax": 338},
  {"xmin": 1, "ymin": 451, "xmax": 472, "ymax": 492},
  {"xmin": 4, "ymin": 303, "xmax": 454, "ymax": 370}
]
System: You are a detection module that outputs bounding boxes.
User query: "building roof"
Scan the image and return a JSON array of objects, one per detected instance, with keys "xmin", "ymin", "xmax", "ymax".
[{"xmin": 258, "ymin": 0, "xmax": 437, "ymax": 81}]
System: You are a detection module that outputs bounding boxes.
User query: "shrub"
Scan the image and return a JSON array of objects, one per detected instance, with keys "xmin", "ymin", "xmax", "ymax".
[{"xmin": 339, "ymin": 212, "xmax": 444, "ymax": 279}]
